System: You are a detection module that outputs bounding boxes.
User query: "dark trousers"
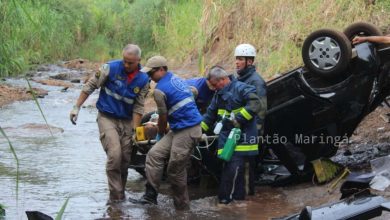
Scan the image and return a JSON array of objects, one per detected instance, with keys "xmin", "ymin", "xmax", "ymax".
[
  {"xmin": 246, "ymin": 156, "xmax": 256, "ymax": 195},
  {"xmin": 218, "ymin": 155, "xmax": 246, "ymax": 202}
]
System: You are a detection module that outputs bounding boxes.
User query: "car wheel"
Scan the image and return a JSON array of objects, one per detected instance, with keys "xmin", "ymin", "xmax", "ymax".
[
  {"xmin": 343, "ymin": 22, "xmax": 382, "ymax": 42},
  {"xmin": 302, "ymin": 29, "xmax": 352, "ymax": 78}
]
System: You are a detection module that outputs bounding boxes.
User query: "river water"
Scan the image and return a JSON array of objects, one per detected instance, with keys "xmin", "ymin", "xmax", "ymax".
[{"xmin": 0, "ymin": 66, "xmax": 272, "ymax": 219}]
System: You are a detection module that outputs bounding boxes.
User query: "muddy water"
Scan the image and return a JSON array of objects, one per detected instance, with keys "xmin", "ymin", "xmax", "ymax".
[{"xmin": 0, "ymin": 65, "xmax": 381, "ymax": 220}]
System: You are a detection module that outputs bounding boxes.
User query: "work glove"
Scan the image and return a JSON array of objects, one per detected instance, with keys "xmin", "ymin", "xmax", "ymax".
[
  {"xmin": 156, "ymin": 133, "xmax": 163, "ymax": 141},
  {"xmin": 70, "ymin": 105, "xmax": 80, "ymax": 125},
  {"xmin": 221, "ymin": 117, "xmax": 240, "ymax": 128},
  {"xmin": 232, "ymin": 112, "xmax": 245, "ymax": 128}
]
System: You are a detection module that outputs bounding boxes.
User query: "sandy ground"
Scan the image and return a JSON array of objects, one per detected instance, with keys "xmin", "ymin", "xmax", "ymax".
[
  {"xmin": 351, "ymin": 106, "xmax": 390, "ymax": 144},
  {"xmin": 0, "ymin": 83, "xmax": 48, "ymax": 108},
  {"xmin": 32, "ymin": 79, "xmax": 74, "ymax": 88},
  {"xmin": 0, "ymin": 59, "xmax": 101, "ymax": 109}
]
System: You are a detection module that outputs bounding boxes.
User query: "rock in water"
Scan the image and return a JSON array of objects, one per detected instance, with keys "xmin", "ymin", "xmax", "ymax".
[
  {"xmin": 25, "ymin": 211, "xmax": 53, "ymax": 220},
  {"xmin": 70, "ymin": 79, "xmax": 81, "ymax": 83}
]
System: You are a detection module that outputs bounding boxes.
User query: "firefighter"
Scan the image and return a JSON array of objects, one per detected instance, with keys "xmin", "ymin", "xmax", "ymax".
[
  {"xmin": 201, "ymin": 66, "xmax": 261, "ymax": 204},
  {"xmin": 234, "ymin": 43, "xmax": 267, "ymax": 194}
]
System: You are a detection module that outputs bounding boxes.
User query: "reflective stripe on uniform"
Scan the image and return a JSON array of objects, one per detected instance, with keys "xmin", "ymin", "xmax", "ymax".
[
  {"xmin": 217, "ymin": 109, "xmax": 230, "ymax": 116},
  {"xmin": 218, "ymin": 108, "xmax": 251, "ymax": 119},
  {"xmin": 218, "ymin": 144, "xmax": 258, "ymax": 155},
  {"xmin": 232, "ymin": 108, "xmax": 241, "ymax": 114},
  {"xmin": 168, "ymin": 97, "xmax": 194, "ymax": 115},
  {"xmin": 227, "ymin": 107, "xmax": 252, "ymax": 120},
  {"xmin": 201, "ymin": 121, "xmax": 209, "ymax": 131},
  {"xmin": 239, "ymin": 108, "xmax": 252, "ymax": 120},
  {"xmin": 104, "ymin": 87, "xmax": 134, "ymax": 104},
  {"xmin": 235, "ymin": 144, "xmax": 258, "ymax": 152},
  {"xmin": 229, "ymin": 166, "xmax": 240, "ymax": 200}
]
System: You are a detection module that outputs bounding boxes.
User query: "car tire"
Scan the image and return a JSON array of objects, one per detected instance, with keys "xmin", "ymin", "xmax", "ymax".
[
  {"xmin": 302, "ymin": 29, "xmax": 352, "ymax": 78},
  {"xmin": 343, "ymin": 22, "xmax": 382, "ymax": 42}
]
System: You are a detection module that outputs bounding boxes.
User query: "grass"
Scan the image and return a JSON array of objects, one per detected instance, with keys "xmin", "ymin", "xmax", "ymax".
[
  {"xmin": 2, "ymin": 0, "xmax": 389, "ymax": 78},
  {"xmin": 24, "ymin": 77, "xmax": 53, "ymax": 137},
  {"xmin": 0, "ymin": 126, "xmax": 19, "ymax": 200},
  {"xmin": 0, "ymin": 203, "xmax": 5, "ymax": 218},
  {"xmin": 55, "ymin": 197, "xmax": 70, "ymax": 220},
  {"xmin": 193, "ymin": 0, "xmax": 390, "ymax": 78},
  {"xmin": 1, "ymin": 0, "xmax": 136, "ymax": 76}
]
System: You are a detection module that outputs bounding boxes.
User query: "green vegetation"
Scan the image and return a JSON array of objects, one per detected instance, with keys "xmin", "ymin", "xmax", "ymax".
[
  {"xmin": 0, "ymin": 0, "xmax": 200, "ymax": 76},
  {"xmin": 0, "ymin": 126, "xmax": 19, "ymax": 199},
  {"xmin": 55, "ymin": 197, "xmax": 70, "ymax": 220},
  {"xmin": 1, "ymin": 0, "xmax": 134, "ymax": 76},
  {"xmin": 25, "ymin": 77, "xmax": 53, "ymax": 137},
  {"xmin": 0, "ymin": 203, "xmax": 5, "ymax": 218},
  {"xmin": 1, "ymin": 0, "xmax": 389, "ymax": 78},
  {"xmin": 198, "ymin": 0, "xmax": 390, "ymax": 77}
]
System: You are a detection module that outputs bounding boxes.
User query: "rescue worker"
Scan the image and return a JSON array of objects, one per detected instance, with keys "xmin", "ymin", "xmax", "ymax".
[
  {"xmin": 234, "ymin": 43, "xmax": 267, "ymax": 194},
  {"xmin": 69, "ymin": 44, "xmax": 149, "ymax": 203},
  {"xmin": 186, "ymin": 77, "xmax": 216, "ymax": 113},
  {"xmin": 134, "ymin": 56, "xmax": 202, "ymax": 210},
  {"xmin": 186, "ymin": 77, "xmax": 218, "ymax": 181},
  {"xmin": 201, "ymin": 66, "xmax": 261, "ymax": 204}
]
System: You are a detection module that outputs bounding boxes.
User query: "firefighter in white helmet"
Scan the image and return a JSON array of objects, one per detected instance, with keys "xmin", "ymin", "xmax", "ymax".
[{"xmin": 234, "ymin": 43, "xmax": 267, "ymax": 195}]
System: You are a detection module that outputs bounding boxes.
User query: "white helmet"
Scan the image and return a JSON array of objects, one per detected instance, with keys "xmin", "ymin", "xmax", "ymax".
[{"xmin": 234, "ymin": 44, "xmax": 256, "ymax": 57}]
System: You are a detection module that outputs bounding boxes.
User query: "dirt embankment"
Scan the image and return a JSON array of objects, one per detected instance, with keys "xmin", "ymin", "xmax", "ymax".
[{"xmin": 333, "ymin": 106, "xmax": 390, "ymax": 169}]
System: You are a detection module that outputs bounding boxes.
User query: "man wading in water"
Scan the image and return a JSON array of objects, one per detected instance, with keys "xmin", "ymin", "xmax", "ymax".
[{"xmin": 70, "ymin": 44, "xmax": 149, "ymax": 203}]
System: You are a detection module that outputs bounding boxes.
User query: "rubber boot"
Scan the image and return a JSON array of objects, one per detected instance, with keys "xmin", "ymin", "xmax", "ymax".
[{"xmin": 130, "ymin": 183, "xmax": 158, "ymax": 205}]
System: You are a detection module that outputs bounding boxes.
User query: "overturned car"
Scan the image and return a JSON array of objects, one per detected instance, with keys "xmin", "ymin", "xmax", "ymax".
[
  {"xmin": 264, "ymin": 22, "xmax": 390, "ymax": 184},
  {"xmin": 130, "ymin": 22, "xmax": 390, "ymax": 186}
]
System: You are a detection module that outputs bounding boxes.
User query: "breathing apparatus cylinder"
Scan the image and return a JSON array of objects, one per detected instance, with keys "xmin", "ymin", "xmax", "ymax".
[{"xmin": 218, "ymin": 128, "xmax": 241, "ymax": 161}]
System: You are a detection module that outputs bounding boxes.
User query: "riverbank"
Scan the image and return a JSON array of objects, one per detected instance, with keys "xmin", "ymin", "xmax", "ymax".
[
  {"xmin": 0, "ymin": 83, "xmax": 48, "ymax": 108},
  {"xmin": 0, "ymin": 59, "xmax": 100, "ymax": 109}
]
